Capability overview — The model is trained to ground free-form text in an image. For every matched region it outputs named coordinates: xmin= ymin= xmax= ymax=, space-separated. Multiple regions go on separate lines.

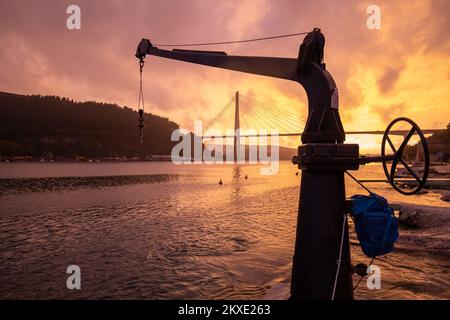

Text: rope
xmin=154 ymin=31 xmax=310 ymax=47
xmin=332 ymin=214 xmax=348 ymax=300
xmin=344 ymin=172 xmax=379 ymax=293
xmin=345 ymin=171 xmax=373 ymax=195
xmin=353 ymin=257 xmax=376 ymax=291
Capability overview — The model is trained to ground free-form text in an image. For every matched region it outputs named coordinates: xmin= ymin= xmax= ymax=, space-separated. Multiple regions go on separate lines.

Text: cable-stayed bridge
xmin=201 ymin=91 xmax=444 ymax=140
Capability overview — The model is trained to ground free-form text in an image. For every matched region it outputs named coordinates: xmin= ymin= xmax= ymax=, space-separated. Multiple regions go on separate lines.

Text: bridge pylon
xmin=234 ymin=91 xmax=240 ymax=162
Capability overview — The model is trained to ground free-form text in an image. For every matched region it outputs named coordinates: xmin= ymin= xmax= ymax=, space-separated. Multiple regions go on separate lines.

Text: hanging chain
xmin=137 ymin=58 xmax=145 ymax=144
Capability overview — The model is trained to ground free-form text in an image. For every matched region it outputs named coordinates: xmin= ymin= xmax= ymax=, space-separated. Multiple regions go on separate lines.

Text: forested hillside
xmin=0 ymin=92 xmax=179 ymax=159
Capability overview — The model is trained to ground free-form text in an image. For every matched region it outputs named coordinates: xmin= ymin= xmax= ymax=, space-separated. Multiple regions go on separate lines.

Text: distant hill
xmin=0 ymin=92 xmax=179 ymax=159
xmin=0 ymin=91 xmax=299 ymax=161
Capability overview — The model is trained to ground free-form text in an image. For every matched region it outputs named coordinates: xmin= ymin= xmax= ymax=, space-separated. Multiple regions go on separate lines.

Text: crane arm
xmin=135 ymin=29 xmax=345 ymax=143
xmin=135 ymin=39 xmax=299 ymax=81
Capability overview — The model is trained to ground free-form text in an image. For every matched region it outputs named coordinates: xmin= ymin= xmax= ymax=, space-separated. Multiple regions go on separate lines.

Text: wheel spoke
xmin=400 ymin=159 xmax=422 ymax=183
xmin=386 ymin=135 xmax=397 ymax=153
xmin=397 ymin=127 xmax=416 ymax=153
xmin=382 ymin=118 xmax=429 ymax=195
xmin=389 ymin=159 xmax=398 ymax=183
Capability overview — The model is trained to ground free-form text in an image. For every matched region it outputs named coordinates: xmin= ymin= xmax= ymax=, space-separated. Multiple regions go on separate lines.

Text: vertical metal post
xmin=290 ymin=132 xmax=354 ymax=299
xmin=289 ymin=40 xmax=354 ymax=298
xmin=290 ymin=166 xmax=353 ymax=299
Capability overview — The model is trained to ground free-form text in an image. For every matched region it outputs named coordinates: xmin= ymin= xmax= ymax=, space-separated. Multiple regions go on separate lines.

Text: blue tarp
xmin=349 ymin=193 xmax=399 ymax=258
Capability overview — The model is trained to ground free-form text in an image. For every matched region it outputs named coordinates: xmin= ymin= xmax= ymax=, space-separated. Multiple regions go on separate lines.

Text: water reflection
xmin=0 ymin=162 xmax=448 ymax=299
xmin=0 ymin=174 xmax=178 ymax=194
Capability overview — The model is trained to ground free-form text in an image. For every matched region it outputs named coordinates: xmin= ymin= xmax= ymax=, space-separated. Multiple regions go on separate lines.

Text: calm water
xmin=0 ymin=162 xmax=449 ymax=299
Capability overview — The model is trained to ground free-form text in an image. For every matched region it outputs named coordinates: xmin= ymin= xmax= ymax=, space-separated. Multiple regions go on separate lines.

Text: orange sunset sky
xmin=0 ymin=0 xmax=449 ymax=152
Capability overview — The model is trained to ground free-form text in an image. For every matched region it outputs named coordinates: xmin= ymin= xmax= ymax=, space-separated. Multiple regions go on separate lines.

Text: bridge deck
xmin=202 ymin=129 xmax=444 ymax=139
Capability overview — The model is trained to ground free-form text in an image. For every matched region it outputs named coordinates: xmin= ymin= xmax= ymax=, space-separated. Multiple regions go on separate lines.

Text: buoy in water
xmin=219 ymin=179 xmax=223 ymax=185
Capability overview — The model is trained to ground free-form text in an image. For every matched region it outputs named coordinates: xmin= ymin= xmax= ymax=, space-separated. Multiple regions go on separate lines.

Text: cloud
xmin=0 ymin=0 xmax=449 ymax=152
xmin=377 ymin=66 xmax=403 ymax=94
xmin=371 ymin=102 xmax=405 ymax=122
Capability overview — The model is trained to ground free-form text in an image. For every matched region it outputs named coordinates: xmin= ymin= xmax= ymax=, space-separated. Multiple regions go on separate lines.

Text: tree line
xmin=0 ymin=92 xmax=179 ymax=159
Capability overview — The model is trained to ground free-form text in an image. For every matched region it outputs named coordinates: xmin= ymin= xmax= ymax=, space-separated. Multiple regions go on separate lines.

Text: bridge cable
xmin=246 ymin=106 xmax=285 ymax=132
xmin=242 ymin=107 xmax=274 ymax=132
xmin=244 ymin=105 xmax=293 ymax=133
xmin=203 ymin=96 xmax=235 ymax=130
xmin=248 ymin=103 xmax=303 ymax=131
xmin=244 ymin=100 xmax=302 ymax=124
xmin=239 ymin=95 xmax=305 ymax=128
xmin=243 ymin=102 xmax=301 ymax=133
xmin=240 ymin=93 xmax=305 ymax=121
xmin=239 ymin=97 xmax=303 ymax=129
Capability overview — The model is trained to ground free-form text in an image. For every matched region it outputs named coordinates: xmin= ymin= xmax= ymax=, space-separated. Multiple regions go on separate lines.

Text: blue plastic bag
xmin=349 ymin=193 xmax=399 ymax=258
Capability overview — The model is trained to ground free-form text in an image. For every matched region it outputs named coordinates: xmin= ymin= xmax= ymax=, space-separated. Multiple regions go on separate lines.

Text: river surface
xmin=0 ymin=161 xmax=449 ymax=299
